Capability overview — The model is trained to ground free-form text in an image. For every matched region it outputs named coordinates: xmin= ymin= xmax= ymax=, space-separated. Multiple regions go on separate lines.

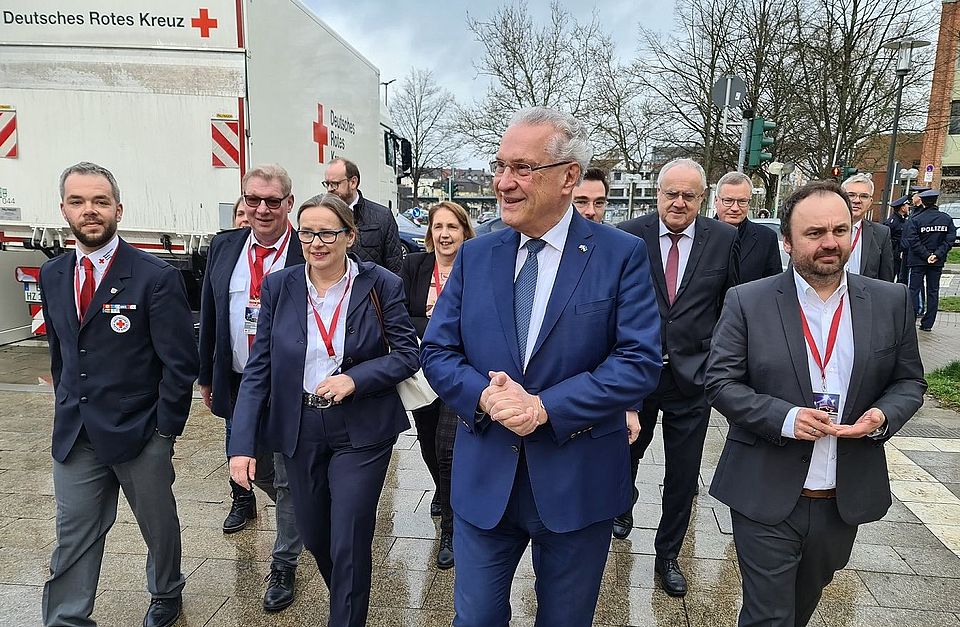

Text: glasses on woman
xmin=297 ymin=228 xmax=349 ymax=244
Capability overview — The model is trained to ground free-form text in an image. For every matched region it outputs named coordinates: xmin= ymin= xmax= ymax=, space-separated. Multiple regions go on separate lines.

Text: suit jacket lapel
xmin=675 ymin=216 xmax=709 ymax=303
xmin=843 ymin=277 xmax=870 ymax=424
xmin=529 ymin=216 xmax=593 ymax=360
xmin=739 ymin=222 xmax=758 ymax=263
xmin=283 ymin=267 xmax=308 ymax=338
xmin=417 ymin=253 xmax=436 ymax=308
xmin=640 ymin=217 xmax=669 ymax=306
xmin=492 ymin=229 xmax=523 ymax=374
xmin=776 ymin=271 xmax=815 ymax=408
xmin=51 ymin=253 xmax=80 ymax=336
xmin=283 ymin=226 xmax=305 ymax=267
xmin=859 ymin=221 xmax=875 ymax=275
xmin=216 ymin=229 xmax=250 ymax=301
xmin=80 ymin=241 xmax=133 ymax=331
xmin=345 ymin=263 xmax=376 ymax=322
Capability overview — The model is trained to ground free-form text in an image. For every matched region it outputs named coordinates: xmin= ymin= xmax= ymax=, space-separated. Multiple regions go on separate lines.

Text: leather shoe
xmin=263 ymin=566 xmax=296 ymax=612
xmin=430 ymin=498 xmax=442 ymax=517
xmin=655 ymin=558 xmax=687 ymax=597
xmin=612 ymin=511 xmax=633 ymax=540
xmin=143 ymin=596 xmax=181 ymax=627
xmin=436 ymin=532 xmax=454 ymax=570
xmin=223 ymin=479 xmax=257 ymax=534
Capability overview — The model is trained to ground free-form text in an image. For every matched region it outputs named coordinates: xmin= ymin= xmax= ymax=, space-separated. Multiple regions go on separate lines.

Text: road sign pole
xmin=737 ymin=116 xmax=751 ymax=173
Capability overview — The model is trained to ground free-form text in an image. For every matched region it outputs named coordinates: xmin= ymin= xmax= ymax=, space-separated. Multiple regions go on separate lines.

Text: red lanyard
xmin=247 ymin=227 xmax=291 ymax=300
xmin=851 ymin=224 xmax=862 ymax=252
xmin=798 ymin=295 xmax=845 ymax=390
xmin=310 ymin=272 xmax=353 ymax=357
xmin=74 ymin=250 xmax=117 ymax=319
xmin=433 ymin=262 xmax=445 ymax=299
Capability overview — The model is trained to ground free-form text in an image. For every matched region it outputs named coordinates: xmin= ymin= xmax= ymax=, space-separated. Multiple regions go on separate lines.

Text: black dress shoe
xmin=612 ymin=510 xmax=633 ymax=540
xmin=223 ymin=479 xmax=257 ymax=534
xmin=430 ymin=498 xmax=442 ymax=517
xmin=143 ymin=596 xmax=181 ymax=627
xmin=654 ymin=558 xmax=688 ymax=597
xmin=263 ymin=566 xmax=296 ymax=612
xmin=436 ymin=532 xmax=455 ymax=570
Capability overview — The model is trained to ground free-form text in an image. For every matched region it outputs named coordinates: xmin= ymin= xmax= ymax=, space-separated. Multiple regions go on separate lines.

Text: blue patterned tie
xmin=515 ymin=238 xmax=546 ymax=367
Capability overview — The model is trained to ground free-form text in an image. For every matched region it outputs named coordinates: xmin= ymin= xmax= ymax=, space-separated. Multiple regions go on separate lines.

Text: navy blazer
xmin=420 ymin=211 xmax=662 ymax=533
xmin=198 ymin=226 xmax=305 ymax=419
xmin=40 ymin=239 xmax=199 ymax=465
xmin=227 ymin=259 xmax=419 ymax=458
xmin=857 ymin=220 xmax=895 ymax=281
xmin=400 ymin=251 xmax=436 ymax=338
xmin=736 ymin=218 xmax=782 ymax=284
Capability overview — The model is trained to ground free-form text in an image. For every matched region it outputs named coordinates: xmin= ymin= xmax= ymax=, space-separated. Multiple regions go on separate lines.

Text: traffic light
xmin=831 ymin=165 xmax=843 ymax=179
xmin=748 ymin=117 xmax=776 ymax=168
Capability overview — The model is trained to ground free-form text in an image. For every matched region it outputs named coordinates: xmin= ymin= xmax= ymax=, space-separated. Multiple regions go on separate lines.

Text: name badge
xmin=102 ymin=304 xmax=137 ymax=313
xmin=244 ymin=300 xmax=260 ymax=335
xmin=814 ymin=392 xmax=841 ymax=420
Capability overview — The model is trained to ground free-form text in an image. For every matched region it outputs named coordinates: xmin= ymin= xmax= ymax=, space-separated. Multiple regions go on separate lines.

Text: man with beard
xmin=713 ymin=171 xmax=782 ymax=283
xmin=40 ymin=162 xmax=198 ymax=627
xmin=705 ymin=180 xmax=925 ymax=626
xmin=839 ymin=174 xmax=894 ymax=281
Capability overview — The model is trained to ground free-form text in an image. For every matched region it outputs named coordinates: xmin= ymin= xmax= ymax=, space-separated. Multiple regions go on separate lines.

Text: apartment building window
xmin=950 ymin=100 xmax=960 ymax=135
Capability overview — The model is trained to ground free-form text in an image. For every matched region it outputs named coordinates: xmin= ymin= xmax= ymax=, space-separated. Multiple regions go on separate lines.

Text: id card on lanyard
xmin=244 ymin=229 xmax=291 ymax=336
xmin=798 ymin=295 xmax=844 ymax=418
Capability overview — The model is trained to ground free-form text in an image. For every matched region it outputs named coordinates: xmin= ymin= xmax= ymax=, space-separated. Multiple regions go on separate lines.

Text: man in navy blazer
xmin=841 ymin=174 xmax=895 ymax=281
xmin=714 ymin=171 xmax=783 ymax=283
xmin=421 ymin=107 xmax=662 ymax=627
xmin=41 ymin=163 xmax=198 ymax=627
xmin=197 ymin=164 xmax=305 ymax=611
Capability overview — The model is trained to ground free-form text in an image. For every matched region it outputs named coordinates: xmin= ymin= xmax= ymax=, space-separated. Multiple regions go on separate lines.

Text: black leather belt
xmin=302 ymin=392 xmax=342 ymax=409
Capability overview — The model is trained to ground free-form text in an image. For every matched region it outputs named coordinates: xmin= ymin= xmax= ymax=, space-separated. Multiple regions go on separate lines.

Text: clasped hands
xmin=480 ymin=371 xmax=545 ymax=436
xmin=794 ymin=407 xmax=886 ymax=441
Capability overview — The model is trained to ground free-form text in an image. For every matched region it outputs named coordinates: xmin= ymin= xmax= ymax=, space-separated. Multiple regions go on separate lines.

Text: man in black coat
xmin=884 ymin=195 xmax=909 ymax=283
xmin=324 ymin=157 xmax=403 ymax=274
xmin=840 ymin=174 xmax=894 ymax=281
xmin=713 ymin=171 xmax=782 ymax=283
xmin=617 ymin=158 xmax=739 ymax=597
xmin=904 ymin=189 xmax=958 ymax=331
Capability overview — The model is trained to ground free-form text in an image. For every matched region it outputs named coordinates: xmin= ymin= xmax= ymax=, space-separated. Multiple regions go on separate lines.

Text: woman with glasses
xmin=400 ymin=201 xmax=476 ymax=570
xmin=227 ymin=193 xmax=419 ymax=627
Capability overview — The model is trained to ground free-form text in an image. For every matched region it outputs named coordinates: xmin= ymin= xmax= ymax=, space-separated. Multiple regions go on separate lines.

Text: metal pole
xmin=737 ymin=119 xmax=750 ymax=173
xmin=881 ymin=72 xmax=907 ymax=208
xmin=721 ymin=77 xmax=732 ymax=138
xmin=772 ymin=172 xmax=783 ymax=217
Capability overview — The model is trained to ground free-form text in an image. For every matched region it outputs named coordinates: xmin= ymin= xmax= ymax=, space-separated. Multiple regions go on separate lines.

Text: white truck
xmin=0 ymin=0 xmax=407 ymax=340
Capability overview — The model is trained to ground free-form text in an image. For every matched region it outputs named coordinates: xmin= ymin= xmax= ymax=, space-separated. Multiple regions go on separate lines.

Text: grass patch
xmin=927 ymin=360 xmax=960 ymax=410
xmin=942 ymin=296 xmax=960 ymax=313
xmin=948 ymin=248 xmax=960 ymax=265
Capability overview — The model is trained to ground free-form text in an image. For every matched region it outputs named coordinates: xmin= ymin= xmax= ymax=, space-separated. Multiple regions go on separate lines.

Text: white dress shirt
xmin=658 ymin=219 xmax=697 ymax=290
xmin=781 ymin=272 xmax=854 ymax=490
xmin=74 ymin=234 xmax=120 ymax=314
xmin=303 ymin=259 xmax=356 ymax=393
xmin=846 ymin=220 xmax=863 ymax=276
xmin=229 ymin=229 xmax=292 ymax=373
xmin=514 ymin=207 xmax=573 ymax=370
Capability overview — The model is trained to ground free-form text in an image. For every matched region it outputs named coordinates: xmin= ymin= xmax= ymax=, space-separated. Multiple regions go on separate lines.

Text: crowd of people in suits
xmin=37 ymin=101 xmax=949 ymax=627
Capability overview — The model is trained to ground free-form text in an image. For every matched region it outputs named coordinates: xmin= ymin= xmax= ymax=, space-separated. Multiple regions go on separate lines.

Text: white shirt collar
xmin=853 ymin=219 xmax=862 ymax=231
xmin=248 ymin=227 xmax=290 ymax=251
xmin=306 ymin=258 xmax=356 ymax=299
xmin=348 ymin=193 xmax=359 ymax=210
xmin=658 ymin=217 xmax=697 ymax=240
xmin=75 ymin=234 xmax=119 ymax=267
xmin=793 ymin=269 xmax=848 ymax=305
xmin=518 ymin=206 xmax=574 ymax=253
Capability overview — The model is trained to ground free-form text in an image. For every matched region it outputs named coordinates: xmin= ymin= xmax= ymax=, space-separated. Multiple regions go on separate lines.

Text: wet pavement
xmin=0 ymin=333 xmax=958 ymax=627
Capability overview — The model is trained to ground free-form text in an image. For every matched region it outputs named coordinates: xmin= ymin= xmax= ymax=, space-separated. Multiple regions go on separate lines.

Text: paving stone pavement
xmin=0 ymin=340 xmax=958 ymax=626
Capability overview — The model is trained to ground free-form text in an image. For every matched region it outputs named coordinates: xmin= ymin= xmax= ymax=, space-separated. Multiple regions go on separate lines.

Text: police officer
xmin=903 ymin=189 xmax=957 ymax=331
xmin=885 ymin=195 xmax=909 ymax=283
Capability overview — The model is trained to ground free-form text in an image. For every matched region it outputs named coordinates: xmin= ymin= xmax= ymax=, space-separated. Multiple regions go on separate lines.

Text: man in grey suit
xmin=840 ymin=174 xmax=894 ymax=281
xmin=705 ymin=180 xmax=926 ymax=626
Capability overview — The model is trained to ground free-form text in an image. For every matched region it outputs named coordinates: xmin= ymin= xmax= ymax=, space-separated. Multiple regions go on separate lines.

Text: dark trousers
xmin=909 ymin=265 xmax=943 ymax=330
xmin=894 ymin=251 xmax=907 ymax=284
xmin=452 ymin=452 xmax=613 ymax=627
xmin=731 ymin=499 xmax=858 ymax=627
xmin=412 ymin=399 xmax=459 ymax=536
xmin=285 ymin=405 xmax=395 ymax=627
xmin=42 ymin=430 xmax=183 ymax=627
xmin=629 ymin=366 xmax=710 ymax=559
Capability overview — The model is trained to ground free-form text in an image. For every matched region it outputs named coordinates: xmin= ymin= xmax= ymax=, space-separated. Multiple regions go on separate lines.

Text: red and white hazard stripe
xmin=0 ymin=110 xmax=17 ymax=159
xmin=30 ymin=305 xmax=45 ymax=335
xmin=211 ymin=119 xmax=240 ymax=168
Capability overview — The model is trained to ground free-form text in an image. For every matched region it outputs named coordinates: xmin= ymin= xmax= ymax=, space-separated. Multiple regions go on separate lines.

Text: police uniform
xmin=885 ymin=196 xmax=909 ymax=283
xmin=903 ymin=189 xmax=957 ymax=331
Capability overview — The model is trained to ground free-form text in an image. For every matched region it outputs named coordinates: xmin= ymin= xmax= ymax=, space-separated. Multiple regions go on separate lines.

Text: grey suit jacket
xmin=706 ymin=270 xmax=925 ymax=526
xmin=857 ymin=220 xmax=895 ymax=281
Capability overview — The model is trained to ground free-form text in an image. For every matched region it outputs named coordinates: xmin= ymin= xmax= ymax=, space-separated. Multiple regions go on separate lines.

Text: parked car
xmin=476 ymin=211 xmax=498 ymax=224
xmin=938 ymin=202 xmax=960 ymax=247
xmin=752 ymin=218 xmax=790 ymax=270
xmin=475 ymin=217 xmax=509 ymax=235
xmin=396 ymin=213 xmax=427 ymax=258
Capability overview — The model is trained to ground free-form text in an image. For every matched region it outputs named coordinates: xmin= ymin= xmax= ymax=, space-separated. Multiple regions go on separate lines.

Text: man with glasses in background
xmin=573 ymin=167 xmax=610 ymax=223
xmin=714 ymin=171 xmax=782 ymax=283
xmin=198 ymin=164 xmax=304 ymax=612
xmin=840 ymin=174 xmax=894 ymax=281
xmin=324 ymin=157 xmax=403 ymax=273
xmin=617 ymin=158 xmax=739 ymax=597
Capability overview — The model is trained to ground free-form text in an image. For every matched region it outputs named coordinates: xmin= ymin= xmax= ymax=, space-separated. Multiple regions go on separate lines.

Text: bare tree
xmin=389 ymin=68 xmax=458 ymax=204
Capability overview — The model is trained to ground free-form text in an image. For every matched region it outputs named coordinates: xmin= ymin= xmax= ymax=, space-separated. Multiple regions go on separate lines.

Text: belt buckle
xmin=304 ymin=393 xmax=333 ymax=409
xmin=316 ymin=396 xmax=333 ymax=409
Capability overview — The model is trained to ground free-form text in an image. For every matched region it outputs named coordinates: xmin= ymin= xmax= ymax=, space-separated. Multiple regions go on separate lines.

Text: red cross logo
xmin=312 ymin=104 xmax=329 ymax=164
xmin=116 ymin=319 xmax=126 ymax=330
xmin=191 ymin=8 xmax=218 ymax=38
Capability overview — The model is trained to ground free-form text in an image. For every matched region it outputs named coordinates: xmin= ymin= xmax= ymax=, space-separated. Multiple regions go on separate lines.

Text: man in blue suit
xmin=40 ymin=162 xmax=198 ymax=627
xmin=421 ymin=107 xmax=662 ymax=627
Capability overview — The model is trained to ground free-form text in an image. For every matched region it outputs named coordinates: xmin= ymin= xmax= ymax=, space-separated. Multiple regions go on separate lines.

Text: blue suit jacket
xmin=40 ymin=239 xmax=199 ymax=465
xmin=198 ymin=226 xmax=304 ymax=419
xmin=420 ymin=211 xmax=662 ymax=533
xmin=227 ymin=258 xmax=419 ymax=458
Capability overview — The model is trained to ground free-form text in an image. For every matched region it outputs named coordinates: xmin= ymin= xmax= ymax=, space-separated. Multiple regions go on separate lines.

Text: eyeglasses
xmin=660 ymin=189 xmax=702 ymax=202
xmin=243 ymin=194 xmax=290 ymax=210
xmin=297 ymin=228 xmax=349 ymax=244
xmin=489 ymin=160 xmax=573 ymax=177
xmin=573 ymin=199 xmax=608 ymax=209
xmin=718 ymin=197 xmax=750 ymax=208
xmin=323 ymin=179 xmax=348 ymax=190
xmin=846 ymin=192 xmax=872 ymax=201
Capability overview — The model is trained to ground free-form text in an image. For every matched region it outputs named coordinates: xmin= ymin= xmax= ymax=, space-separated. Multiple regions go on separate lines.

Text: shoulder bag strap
xmin=368 ymin=285 xmax=390 ymax=351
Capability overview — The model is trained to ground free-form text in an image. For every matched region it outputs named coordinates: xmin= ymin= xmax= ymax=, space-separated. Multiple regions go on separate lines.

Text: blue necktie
xmin=515 ymin=238 xmax=546 ymax=367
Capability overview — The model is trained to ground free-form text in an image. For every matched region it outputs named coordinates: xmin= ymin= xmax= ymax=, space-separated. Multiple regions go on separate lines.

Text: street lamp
xmin=880 ymin=36 xmax=930 ymax=208
xmin=380 ymin=79 xmax=396 ymax=107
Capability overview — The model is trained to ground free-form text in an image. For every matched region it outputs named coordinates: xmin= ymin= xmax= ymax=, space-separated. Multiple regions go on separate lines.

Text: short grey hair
xmin=716 ymin=171 xmax=753 ymax=196
xmin=243 ymin=164 xmax=293 ymax=197
xmin=657 ymin=158 xmax=707 ymax=191
xmin=59 ymin=162 xmax=121 ymax=202
xmin=841 ymin=173 xmax=874 ymax=195
xmin=507 ymin=107 xmax=592 ymax=182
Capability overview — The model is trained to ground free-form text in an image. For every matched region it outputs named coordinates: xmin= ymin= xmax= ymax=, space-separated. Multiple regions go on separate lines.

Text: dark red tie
xmin=79 ymin=257 xmax=95 ymax=321
xmin=250 ymin=244 xmax=271 ymax=299
xmin=665 ymin=233 xmax=682 ymax=305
